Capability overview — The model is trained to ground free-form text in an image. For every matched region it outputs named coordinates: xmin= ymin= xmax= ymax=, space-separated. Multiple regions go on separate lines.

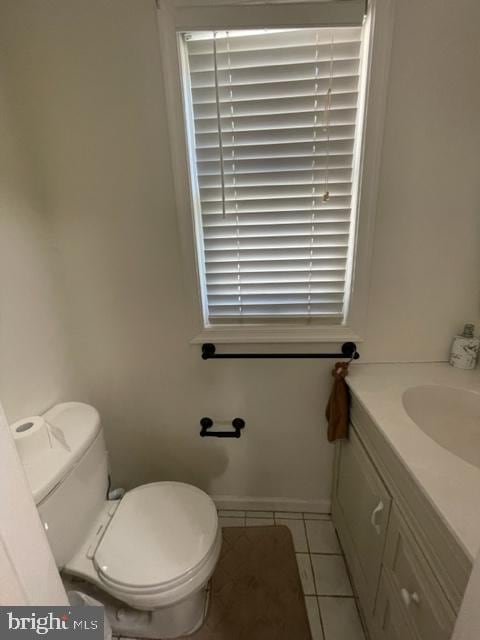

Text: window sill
xmin=191 ymin=324 xmax=363 ymax=345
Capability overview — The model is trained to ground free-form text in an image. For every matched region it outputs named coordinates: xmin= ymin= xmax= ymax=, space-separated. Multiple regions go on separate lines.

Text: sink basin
xmin=402 ymin=385 xmax=480 ymax=468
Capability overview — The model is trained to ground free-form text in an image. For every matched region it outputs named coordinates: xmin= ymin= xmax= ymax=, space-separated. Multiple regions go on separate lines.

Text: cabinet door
xmin=374 ymin=570 xmax=417 ymax=640
xmin=333 ymin=428 xmax=392 ymax=614
xmin=382 ymin=506 xmax=456 ymax=640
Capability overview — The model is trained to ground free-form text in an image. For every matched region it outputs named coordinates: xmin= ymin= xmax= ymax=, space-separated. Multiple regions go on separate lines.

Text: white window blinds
xmin=181 ymin=26 xmax=364 ymax=322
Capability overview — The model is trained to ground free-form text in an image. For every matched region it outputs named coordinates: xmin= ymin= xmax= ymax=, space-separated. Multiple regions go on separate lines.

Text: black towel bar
xmin=201 ymin=342 xmax=359 ymax=361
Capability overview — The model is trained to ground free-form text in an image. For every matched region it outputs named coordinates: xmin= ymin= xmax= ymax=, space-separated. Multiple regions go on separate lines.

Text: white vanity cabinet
xmin=332 ymin=396 xmax=472 ymax=640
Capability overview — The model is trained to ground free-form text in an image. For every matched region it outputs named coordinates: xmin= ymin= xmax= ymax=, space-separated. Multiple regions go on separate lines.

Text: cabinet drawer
xmin=383 ymin=506 xmax=456 ymax=640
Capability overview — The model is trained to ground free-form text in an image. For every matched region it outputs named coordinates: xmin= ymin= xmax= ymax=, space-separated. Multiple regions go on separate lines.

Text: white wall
xmin=0 ymin=8 xmax=79 ymax=606
xmin=364 ymin=0 xmax=480 ymax=362
xmin=0 ymin=18 xmax=82 ymax=424
xmin=1 ymin=0 xmax=479 ymax=510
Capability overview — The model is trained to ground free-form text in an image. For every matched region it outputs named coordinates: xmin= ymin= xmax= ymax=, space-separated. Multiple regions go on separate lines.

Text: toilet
xmin=11 ymin=402 xmax=221 ymax=638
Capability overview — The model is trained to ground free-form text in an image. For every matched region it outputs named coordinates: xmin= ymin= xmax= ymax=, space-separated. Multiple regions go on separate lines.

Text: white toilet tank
xmin=11 ymin=402 xmax=109 ymax=568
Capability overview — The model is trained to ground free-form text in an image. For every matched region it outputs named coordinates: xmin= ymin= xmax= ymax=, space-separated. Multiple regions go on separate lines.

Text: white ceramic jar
xmin=449 ymin=323 xmax=480 ymax=369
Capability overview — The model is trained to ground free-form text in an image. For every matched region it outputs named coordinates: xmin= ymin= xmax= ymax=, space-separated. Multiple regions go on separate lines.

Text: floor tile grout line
xmin=303 ymin=517 xmax=318 ymax=595
xmin=277 ymin=512 xmax=318 ymax=638
xmin=334 ymin=527 xmax=368 ymax=638
xmin=333 ymin=526 xmax=362 ymax=600
xmin=327 ymin=523 xmax=366 ymax=638
xmin=218 ymin=510 xmax=332 ymax=517
xmin=303 ymin=515 xmax=327 ymax=640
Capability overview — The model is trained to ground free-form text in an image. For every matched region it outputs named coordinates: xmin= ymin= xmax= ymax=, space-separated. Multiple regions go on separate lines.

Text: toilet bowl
xmin=66 ymin=483 xmax=221 ymax=614
xmin=11 ymin=402 xmax=221 ymax=638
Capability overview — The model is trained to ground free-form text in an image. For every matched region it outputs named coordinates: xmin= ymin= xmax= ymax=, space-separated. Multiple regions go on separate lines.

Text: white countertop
xmin=347 ymin=363 xmax=480 ymax=560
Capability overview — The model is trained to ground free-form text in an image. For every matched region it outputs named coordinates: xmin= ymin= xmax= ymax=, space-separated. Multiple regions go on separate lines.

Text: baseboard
xmin=212 ymin=495 xmax=331 ymax=514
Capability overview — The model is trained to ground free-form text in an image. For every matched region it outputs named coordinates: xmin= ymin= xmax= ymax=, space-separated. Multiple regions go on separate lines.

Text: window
xmin=158 ymin=0 xmax=393 ymax=341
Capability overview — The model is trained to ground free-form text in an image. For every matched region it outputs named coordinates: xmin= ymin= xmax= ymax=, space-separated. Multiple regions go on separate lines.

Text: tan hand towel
xmin=325 ymin=362 xmax=350 ymax=442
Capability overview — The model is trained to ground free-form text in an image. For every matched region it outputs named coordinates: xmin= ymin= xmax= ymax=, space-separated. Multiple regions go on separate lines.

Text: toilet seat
xmin=65 ymin=481 xmax=221 ymax=610
xmin=94 ymin=481 xmax=218 ymax=591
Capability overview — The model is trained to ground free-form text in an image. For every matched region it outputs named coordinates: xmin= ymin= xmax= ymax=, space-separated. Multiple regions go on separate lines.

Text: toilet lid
xmin=93 ymin=482 xmax=218 ymax=590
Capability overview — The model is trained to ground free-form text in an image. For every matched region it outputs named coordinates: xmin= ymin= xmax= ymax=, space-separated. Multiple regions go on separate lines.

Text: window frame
xmin=157 ymin=0 xmax=395 ymax=344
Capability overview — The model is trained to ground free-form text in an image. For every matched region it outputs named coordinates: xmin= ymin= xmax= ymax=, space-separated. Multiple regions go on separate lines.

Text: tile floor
xmin=113 ymin=510 xmax=365 ymax=640
xmin=218 ymin=510 xmax=366 ymax=640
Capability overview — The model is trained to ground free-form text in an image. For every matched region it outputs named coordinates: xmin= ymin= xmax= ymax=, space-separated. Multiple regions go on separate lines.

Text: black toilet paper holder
xmin=200 ymin=417 xmax=245 ymax=438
